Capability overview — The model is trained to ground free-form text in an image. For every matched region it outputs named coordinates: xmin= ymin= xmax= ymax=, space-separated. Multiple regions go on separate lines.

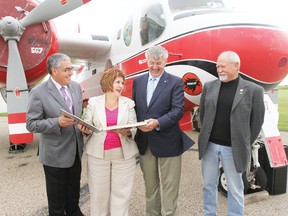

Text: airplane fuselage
xmin=77 ymin=0 xmax=288 ymax=112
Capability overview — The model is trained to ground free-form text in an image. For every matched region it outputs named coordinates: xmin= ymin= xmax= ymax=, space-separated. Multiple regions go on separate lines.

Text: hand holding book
xmin=60 ymin=108 xmax=147 ymax=133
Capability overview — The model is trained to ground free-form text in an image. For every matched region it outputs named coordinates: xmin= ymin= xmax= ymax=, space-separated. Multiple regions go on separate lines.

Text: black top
xmin=209 ymin=76 xmax=239 ymax=146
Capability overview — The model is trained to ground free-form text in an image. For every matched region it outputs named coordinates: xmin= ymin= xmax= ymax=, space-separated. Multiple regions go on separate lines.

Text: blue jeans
xmin=201 ymin=142 xmax=244 ymax=216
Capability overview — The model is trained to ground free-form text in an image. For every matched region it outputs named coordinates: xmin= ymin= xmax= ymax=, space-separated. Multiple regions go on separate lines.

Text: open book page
xmin=104 ymin=121 xmax=147 ymax=131
xmin=60 ymin=108 xmax=103 ymax=133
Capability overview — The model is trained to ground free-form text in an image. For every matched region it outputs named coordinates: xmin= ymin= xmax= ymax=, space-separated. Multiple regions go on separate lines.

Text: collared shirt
xmin=51 ymin=77 xmax=73 ymax=99
xmin=147 ymin=73 xmax=162 ymax=89
xmin=147 ymin=73 xmax=162 ymax=130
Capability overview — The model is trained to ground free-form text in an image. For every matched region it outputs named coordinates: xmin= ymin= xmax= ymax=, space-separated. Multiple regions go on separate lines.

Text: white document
xmin=60 ymin=108 xmax=103 ymax=133
xmin=61 ymin=108 xmax=147 ymax=132
xmin=104 ymin=121 xmax=147 ymax=131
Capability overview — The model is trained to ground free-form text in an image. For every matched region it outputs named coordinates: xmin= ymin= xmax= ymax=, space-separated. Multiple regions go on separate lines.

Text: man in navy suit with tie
xmin=132 ymin=46 xmax=194 ymax=216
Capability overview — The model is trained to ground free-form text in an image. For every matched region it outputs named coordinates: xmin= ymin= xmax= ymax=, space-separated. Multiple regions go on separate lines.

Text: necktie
xmin=147 ymin=78 xmax=156 ymax=105
xmin=60 ymin=86 xmax=73 ymax=113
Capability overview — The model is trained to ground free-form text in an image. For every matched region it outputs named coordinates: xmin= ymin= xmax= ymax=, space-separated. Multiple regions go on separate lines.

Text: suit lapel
xmin=148 ymin=72 xmax=169 ymax=108
xmin=47 ymin=78 xmax=68 ymax=110
xmin=140 ymin=74 xmax=149 ymax=107
xmin=232 ymin=77 xmax=247 ymax=112
xmin=67 ymin=84 xmax=78 ymax=114
xmin=117 ymin=96 xmax=126 ymax=124
xmin=212 ymin=80 xmax=221 ymax=108
xmin=96 ymin=95 xmax=107 ymax=127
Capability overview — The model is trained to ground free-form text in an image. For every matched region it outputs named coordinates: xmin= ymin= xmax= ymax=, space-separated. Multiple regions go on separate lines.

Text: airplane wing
xmin=58 ymin=32 xmax=111 ymax=60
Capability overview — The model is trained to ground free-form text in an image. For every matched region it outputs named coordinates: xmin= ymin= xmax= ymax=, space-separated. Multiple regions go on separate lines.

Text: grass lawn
xmin=0 ymin=113 xmax=7 ymax=117
xmin=278 ymin=88 xmax=288 ymax=131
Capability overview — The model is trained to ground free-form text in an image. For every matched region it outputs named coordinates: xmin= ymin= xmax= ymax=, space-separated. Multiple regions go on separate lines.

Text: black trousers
xmin=43 ymin=152 xmax=83 ymax=216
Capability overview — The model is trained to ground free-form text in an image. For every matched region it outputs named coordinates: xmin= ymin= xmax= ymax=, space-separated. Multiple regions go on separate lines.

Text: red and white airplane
xmin=72 ymin=0 xmax=288 ymax=130
xmin=0 ymin=0 xmax=288 ymax=153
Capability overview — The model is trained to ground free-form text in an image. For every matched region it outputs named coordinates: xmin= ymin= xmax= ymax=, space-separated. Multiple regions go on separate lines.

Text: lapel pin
xmin=240 ymin=89 xmax=244 ymax=94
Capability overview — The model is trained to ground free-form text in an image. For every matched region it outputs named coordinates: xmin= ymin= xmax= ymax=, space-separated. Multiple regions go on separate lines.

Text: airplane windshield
xmin=168 ymin=0 xmax=226 ymax=13
xmin=140 ymin=3 xmax=166 ymax=46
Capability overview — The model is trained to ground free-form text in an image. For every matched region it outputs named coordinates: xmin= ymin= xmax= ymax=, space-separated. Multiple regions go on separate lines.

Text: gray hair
xmin=145 ymin=46 xmax=168 ymax=60
xmin=47 ymin=53 xmax=71 ymax=74
xmin=218 ymin=51 xmax=241 ymax=69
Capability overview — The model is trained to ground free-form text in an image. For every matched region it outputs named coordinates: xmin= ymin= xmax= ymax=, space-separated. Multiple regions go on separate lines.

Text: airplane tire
xmin=192 ymin=119 xmax=201 ymax=132
xmin=218 ymin=167 xmax=228 ymax=196
xmin=192 ymin=109 xmax=201 ymax=132
xmin=0 ymin=87 xmax=7 ymax=102
xmin=218 ymin=167 xmax=248 ymax=196
xmin=9 ymin=143 xmax=26 ymax=153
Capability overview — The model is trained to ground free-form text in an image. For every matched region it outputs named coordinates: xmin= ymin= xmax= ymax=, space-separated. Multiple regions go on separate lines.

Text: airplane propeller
xmin=0 ymin=0 xmax=90 ymax=146
xmin=20 ymin=0 xmax=89 ymax=28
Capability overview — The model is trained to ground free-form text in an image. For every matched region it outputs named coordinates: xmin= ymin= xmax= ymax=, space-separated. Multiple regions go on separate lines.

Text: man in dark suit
xmin=198 ymin=51 xmax=265 ymax=216
xmin=132 ymin=46 xmax=194 ymax=216
xmin=26 ymin=53 xmax=84 ymax=216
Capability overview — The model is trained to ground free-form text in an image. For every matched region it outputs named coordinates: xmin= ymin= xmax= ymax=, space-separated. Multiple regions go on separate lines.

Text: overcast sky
xmin=54 ymin=0 xmax=288 ymax=35
xmin=54 ymin=0 xmax=138 ymax=35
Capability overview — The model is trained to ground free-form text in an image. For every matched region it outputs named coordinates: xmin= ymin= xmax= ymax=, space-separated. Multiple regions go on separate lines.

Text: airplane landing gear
xmin=192 ymin=107 xmax=201 ymax=132
xmin=218 ymin=137 xmax=267 ymax=195
xmin=9 ymin=143 xmax=26 ymax=153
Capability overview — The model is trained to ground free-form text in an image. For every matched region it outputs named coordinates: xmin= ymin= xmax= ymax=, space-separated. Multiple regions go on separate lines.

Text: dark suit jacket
xmin=198 ymin=76 xmax=265 ymax=173
xmin=132 ymin=71 xmax=194 ymax=157
xmin=26 ymin=77 xmax=84 ymax=168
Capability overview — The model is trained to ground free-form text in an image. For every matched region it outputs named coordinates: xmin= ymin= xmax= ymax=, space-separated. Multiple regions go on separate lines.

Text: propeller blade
xmin=20 ymin=0 xmax=91 ymax=28
xmin=6 ymin=40 xmax=33 ymax=144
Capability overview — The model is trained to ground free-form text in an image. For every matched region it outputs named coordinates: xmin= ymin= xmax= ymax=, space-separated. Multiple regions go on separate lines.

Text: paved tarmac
xmin=0 ymin=116 xmax=287 ymax=216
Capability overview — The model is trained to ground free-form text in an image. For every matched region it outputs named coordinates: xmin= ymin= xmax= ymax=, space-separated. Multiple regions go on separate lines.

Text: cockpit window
xmin=168 ymin=0 xmax=225 ymax=13
xmin=123 ymin=17 xmax=133 ymax=46
xmin=140 ymin=3 xmax=166 ymax=46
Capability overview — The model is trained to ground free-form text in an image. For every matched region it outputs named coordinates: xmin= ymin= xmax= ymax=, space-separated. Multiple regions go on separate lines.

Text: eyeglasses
xmin=55 ymin=67 xmax=74 ymax=73
xmin=61 ymin=67 xmax=74 ymax=73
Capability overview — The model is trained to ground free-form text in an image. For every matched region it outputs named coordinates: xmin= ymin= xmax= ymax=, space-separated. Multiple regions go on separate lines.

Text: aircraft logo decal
xmin=138 ymin=59 xmax=146 ymax=65
xmin=182 ymin=73 xmax=202 ymax=96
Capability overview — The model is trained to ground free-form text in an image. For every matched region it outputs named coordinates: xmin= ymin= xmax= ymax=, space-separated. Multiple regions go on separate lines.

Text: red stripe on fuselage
xmin=120 ymin=26 xmax=288 ymax=84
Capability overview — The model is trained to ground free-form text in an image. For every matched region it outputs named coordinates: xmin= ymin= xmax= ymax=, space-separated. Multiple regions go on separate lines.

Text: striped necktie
xmin=60 ymin=86 xmax=73 ymax=113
